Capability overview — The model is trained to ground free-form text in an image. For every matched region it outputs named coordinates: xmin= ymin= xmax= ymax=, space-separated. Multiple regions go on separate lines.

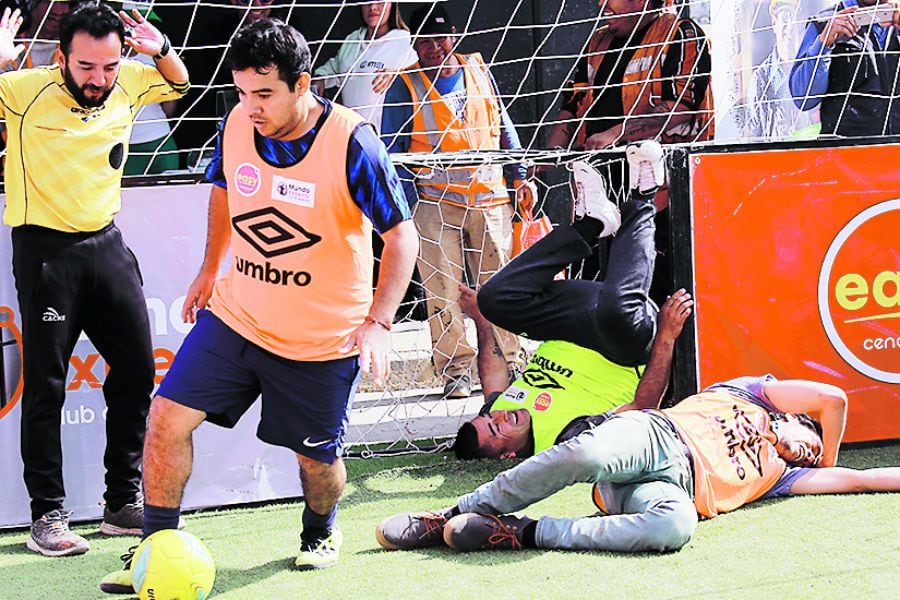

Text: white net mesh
xmin=2 ymin=0 xmax=897 ymax=453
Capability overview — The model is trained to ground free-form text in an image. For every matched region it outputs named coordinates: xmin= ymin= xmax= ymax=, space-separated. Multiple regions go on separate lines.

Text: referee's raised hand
xmin=0 ymin=7 xmax=25 ymax=67
xmin=118 ymin=8 xmax=165 ymax=57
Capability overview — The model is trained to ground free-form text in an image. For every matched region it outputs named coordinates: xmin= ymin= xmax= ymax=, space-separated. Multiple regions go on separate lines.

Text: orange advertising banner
xmin=691 ymin=144 xmax=900 ymax=442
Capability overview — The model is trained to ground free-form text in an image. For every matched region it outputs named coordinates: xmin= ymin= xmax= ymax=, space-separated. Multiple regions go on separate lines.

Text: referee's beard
xmin=63 ymin=64 xmax=115 ymax=109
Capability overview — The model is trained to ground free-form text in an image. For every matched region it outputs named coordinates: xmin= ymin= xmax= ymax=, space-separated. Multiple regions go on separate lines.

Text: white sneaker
xmin=27 ymin=510 xmax=90 ymax=557
xmin=568 ymin=160 xmax=621 ymax=238
xmin=626 ymin=141 xmax=666 ymax=195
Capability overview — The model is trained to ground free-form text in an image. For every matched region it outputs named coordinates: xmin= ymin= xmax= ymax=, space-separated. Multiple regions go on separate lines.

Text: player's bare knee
xmin=297 ymin=454 xmax=345 ymax=481
xmin=147 ymin=395 xmax=203 ymax=443
xmin=297 ymin=455 xmax=345 ymax=510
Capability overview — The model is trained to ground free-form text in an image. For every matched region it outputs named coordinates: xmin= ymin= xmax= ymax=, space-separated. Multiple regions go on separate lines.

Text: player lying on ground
xmin=455 ymin=285 xmax=692 ymax=459
xmin=377 ymin=375 xmax=900 ymax=552
xmin=453 ymin=141 xmax=691 ymax=459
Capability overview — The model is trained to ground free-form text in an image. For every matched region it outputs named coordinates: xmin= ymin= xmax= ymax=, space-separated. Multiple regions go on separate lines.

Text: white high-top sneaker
xmin=626 ymin=140 xmax=666 ymax=195
xmin=569 ymin=160 xmax=621 ymax=238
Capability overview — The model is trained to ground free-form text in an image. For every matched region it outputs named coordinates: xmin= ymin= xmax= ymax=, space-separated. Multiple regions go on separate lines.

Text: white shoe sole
xmin=26 ymin=534 xmax=90 ymax=557
xmin=99 ymin=522 xmax=142 ymax=536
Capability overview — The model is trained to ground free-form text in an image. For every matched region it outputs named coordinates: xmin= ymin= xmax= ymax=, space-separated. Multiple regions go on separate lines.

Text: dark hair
xmin=795 ymin=412 xmax=824 ymax=440
xmin=59 ymin=1 xmax=124 ymax=56
xmin=357 ymin=2 xmax=408 ymax=32
xmin=771 ymin=411 xmax=824 ymax=440
xmin=453 ymin=421 xmax=482 ymax=460
xmin=226 ymin=18 xmax=310 ymax=89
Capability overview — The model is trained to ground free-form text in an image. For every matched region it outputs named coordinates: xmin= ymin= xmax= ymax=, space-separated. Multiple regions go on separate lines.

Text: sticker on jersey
xmin=533 ymin=392 xmax=553 ymax=412
xmin=272 ymin=176 xmax=316 ymax=208
xmin=235 ymin=163 xmax=262 ymax=197
xmin=502 ymin=385 xmax=528 ymax=405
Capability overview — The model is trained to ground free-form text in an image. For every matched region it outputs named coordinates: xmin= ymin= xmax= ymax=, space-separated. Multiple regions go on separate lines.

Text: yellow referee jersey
xmin=0 ymin=59 xmax=186 ymax=232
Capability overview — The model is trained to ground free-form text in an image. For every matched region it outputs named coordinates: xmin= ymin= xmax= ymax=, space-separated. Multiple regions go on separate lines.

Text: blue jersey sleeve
xmin=760 ymin=466 xmax=812 ymax=499
xmin=704 ymin=374 xmax=778 ymax=412
xmin=346 ymin=123 xmax=412 ymax=234
xmin=204 ymin=116 xmax=227 ymax=189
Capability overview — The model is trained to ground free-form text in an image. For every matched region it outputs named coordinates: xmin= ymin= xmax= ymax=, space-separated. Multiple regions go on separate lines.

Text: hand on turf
xmin=0 ymin=7 xmax=25 ymax=67
xmin=657 ymin=288 xmax=693 ymax=342
xmin=341 ymin=320 xmax=392 ymax=387
xmin=119 ymin=9 xmax=165 ymax=56
xmin=181 ymin=271 xmax=216 ymax=324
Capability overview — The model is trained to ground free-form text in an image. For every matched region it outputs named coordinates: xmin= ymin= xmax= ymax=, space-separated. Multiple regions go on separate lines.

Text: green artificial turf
xmin=1 ymin=442 xmax=898 ymax=599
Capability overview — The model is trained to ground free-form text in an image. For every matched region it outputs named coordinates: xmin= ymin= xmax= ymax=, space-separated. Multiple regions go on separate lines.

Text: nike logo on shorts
xmin=303 ymin=437 xmax=331 ymax=448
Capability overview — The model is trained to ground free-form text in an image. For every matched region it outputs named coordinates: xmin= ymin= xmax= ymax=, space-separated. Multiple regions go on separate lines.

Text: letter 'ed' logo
xmin=234 ymin=162 xmax=262 ymax=196
xmin=818 ymin=200 xmax=900 ymax=383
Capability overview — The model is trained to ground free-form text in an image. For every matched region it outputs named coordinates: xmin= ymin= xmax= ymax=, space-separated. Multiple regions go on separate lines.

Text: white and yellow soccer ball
xmin=131 ymin=529 xmax=216 ymax=600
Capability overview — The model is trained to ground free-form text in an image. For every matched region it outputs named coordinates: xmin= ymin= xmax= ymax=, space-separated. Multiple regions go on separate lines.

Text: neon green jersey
xmin=491 ymin=340 xmax=643 ymax=453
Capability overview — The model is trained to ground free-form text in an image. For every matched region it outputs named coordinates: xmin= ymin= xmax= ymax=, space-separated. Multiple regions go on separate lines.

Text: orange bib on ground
xmin=663 ymin=392 xmax=785 ymax=518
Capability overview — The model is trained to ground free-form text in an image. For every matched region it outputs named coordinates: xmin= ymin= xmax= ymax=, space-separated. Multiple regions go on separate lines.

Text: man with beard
xmin=0 ymin=1 xmax=188 ymax=556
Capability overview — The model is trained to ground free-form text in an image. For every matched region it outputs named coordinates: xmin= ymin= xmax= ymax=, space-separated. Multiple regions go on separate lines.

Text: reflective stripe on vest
xmin=399 ymin=53 xmax=509 ymax=208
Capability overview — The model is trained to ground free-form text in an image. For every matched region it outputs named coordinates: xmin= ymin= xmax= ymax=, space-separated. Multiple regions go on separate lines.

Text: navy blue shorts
xmin=157 ymin=310 xmax=360 ymax=464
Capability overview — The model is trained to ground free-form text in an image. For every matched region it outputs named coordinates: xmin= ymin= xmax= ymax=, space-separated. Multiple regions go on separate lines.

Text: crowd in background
xmin=0 ymin=0 xmax=897 ymax=393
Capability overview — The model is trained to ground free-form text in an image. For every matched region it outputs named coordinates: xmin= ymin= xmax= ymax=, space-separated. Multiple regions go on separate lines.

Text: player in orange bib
xmin=101 ymin=18 xmax=417 ymax=593
xmin=376 ymin=375 xmax=899 ymax=553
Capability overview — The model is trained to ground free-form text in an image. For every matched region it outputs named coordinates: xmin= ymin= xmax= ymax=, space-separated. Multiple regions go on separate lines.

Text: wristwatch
xmin=153 ymin=35 xmax=171 ymax=60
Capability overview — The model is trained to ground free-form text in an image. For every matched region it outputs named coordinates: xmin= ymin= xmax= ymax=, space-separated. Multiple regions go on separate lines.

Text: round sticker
xmin=234 ymin=162 xmax=262 ymax=196
xmin=533 ymin=392 xmax=553 ymax=412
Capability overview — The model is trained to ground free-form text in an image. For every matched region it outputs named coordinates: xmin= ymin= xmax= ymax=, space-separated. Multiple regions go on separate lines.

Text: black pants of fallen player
xmin=478 ymin=195 xmax=658 ymax=367
xmin=11 ymin=224 xmax=154 ymax=521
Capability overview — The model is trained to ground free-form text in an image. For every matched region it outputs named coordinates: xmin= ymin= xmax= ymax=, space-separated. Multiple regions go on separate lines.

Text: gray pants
xmin=457 ymin=411 xmax=698 ymax=552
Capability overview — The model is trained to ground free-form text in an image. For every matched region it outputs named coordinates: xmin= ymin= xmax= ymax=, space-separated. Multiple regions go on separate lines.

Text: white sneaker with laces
xmin=626 ymin=141 xmax=666 ymax=195
xmin=568 ymin=160 xmax=621 ymax=237
xmin=27 ymin=510 xmax=90 ymax=557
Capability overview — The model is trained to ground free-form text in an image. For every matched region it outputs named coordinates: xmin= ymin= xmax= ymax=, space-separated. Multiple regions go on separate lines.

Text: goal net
xmin=2 ymin=0 xmax=892 ymax=454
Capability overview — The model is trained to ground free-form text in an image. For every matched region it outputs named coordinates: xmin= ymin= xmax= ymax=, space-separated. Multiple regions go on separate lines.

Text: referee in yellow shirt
xmin=0 ymin=1 xmax=188 ymax=556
